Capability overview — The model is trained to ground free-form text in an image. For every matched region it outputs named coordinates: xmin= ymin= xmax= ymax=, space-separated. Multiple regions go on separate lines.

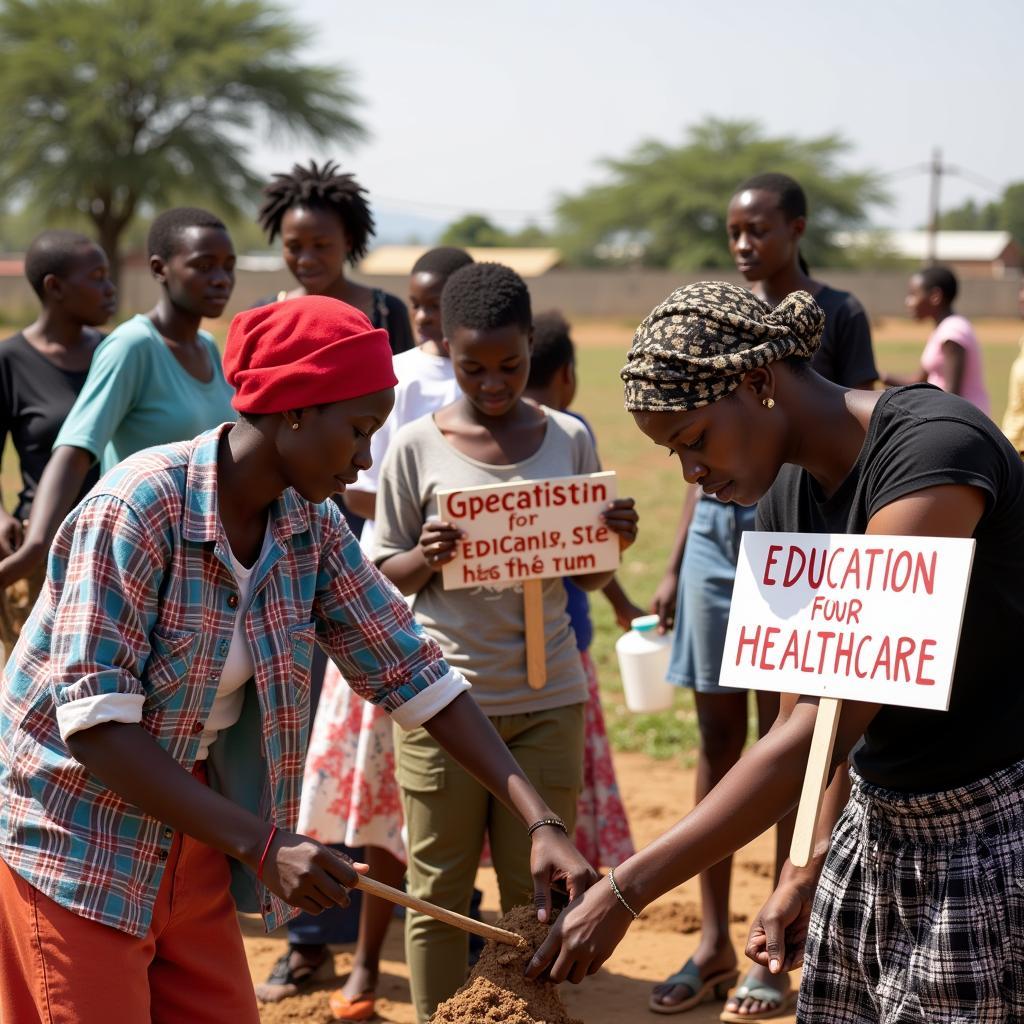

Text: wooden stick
xmin=523 ymin=578 xmax=547 ymax=690
xmin=790 ymin=696 xmax=843 ymax=868
xmin=354 ymin=874 xmax=523 ymax=947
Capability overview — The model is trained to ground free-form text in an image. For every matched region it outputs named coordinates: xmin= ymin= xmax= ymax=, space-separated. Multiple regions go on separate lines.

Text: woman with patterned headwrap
xmin=526 ymin=282 xmax=1024 ymax=1024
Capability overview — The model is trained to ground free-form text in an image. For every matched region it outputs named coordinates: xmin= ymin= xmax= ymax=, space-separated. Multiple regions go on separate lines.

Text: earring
xmin=762 ymin=397 xmax=776 ymax=410
xmin=291 ymin=422 xmax=300 ymax=431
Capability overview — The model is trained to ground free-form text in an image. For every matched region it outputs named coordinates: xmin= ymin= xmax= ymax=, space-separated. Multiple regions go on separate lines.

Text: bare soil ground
xmin=244 ymin=750 xmax=798 ymax=1024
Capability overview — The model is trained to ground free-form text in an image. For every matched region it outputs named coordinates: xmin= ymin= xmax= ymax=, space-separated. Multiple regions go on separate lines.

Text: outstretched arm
xmin=0 ymin=445 xmax=93 ymax=586
xmin=527 ymin=482 xmax=986 ymax=984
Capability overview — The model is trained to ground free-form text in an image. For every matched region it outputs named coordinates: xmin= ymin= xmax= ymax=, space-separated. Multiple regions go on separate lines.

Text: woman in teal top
xmin=56 ymin=311 xmax=234 ymax=473
xmin=0 ymin=207 xmax=237 ymax=590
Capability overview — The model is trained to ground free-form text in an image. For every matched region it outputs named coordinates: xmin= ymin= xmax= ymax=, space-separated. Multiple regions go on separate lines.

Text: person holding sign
xmin=373 ymin=262 xmax=638 ymax=1022
xmin=525 ymin=281 xmax=1024 ymax=1024
xmin=0 ymin=296 xmax=596 ymax=1024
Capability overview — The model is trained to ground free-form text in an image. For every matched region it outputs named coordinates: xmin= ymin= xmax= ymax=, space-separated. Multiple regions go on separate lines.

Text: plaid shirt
xmin=0 ymin=425 xmax=457 ymax=938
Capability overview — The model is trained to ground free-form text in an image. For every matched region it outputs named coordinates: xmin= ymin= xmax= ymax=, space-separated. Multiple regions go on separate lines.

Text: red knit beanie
xmin=223 ymin=296 xmax=398 ymax=415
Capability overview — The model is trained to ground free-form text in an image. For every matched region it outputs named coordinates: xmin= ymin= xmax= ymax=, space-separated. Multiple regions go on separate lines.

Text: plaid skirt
xmin=799 ymin=760 xmax=1024 ymax=1023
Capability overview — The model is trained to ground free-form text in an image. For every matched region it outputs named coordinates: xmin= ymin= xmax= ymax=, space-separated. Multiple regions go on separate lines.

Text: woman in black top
xmin=0 ymin=231 xmax=114 ymax=638
xmin=650 ymin=173 xmax=881 ymax=1018
xmin=727 ymin=172 xmax=877 ymax=390
xmin=526 ymin=282 xmax=1024 ymax=1024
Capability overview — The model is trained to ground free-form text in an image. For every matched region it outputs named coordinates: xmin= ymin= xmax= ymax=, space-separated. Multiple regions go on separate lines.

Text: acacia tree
xmin=555 ymin=119 xmax=886 ymax=269
xmin=0 ymin=0 xmax=366 ymax=283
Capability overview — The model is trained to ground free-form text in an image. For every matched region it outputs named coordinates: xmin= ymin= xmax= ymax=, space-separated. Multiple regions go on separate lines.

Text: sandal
xmin=649 ymin=958 xmax=740 ymax=1015
xmin=254 ymin=948 xmax=336 ymax=1003
xmin=718 ymin=973 xmax=797 ymax=1022
xmin=329 ymin=989 xmax=376 ymax=1021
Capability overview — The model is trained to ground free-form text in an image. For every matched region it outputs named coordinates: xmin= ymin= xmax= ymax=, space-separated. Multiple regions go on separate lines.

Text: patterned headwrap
xmin=621 ymin=281 xmax=825 ymax=412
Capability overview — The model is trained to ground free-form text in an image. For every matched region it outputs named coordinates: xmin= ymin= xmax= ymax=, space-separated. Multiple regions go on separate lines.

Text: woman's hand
xmin=0 ymin=509 xmax=23 ymax=559
xmin=418 ymin=518 xmax=464 ymax=572
xmin=611 ymin=596 xmax=645 ymax=632
xmin=0 ymin=536 xmax=45 ymax=589
xmin=650 ymin=570 xmax=679 ymax=633
xmin=260 ymin=828 xmax=369 ymax=915
xmin=744 ymin=858 xmax=821 ymax=974
xmin=525 ymin=872 xmax=634 ymax=984
xmin=600 ymin=498 xmax=638 ymax=552
xmin=529 ymin=825 xmax=599 ymax=924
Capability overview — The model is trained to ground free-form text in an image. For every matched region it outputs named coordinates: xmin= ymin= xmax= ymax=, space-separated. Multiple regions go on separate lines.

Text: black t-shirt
xmin=0 ymin=332 xmax=101 ymax=521
xmin=373 ymin=289 xmax=414 ymax=356
xmin=809 ymin=286 xmax=878 ymax=388
xmin=756 ymin=384 xmax=1024 ymax=792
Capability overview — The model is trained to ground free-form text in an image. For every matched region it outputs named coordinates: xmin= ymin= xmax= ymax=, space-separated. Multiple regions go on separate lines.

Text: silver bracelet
xmin=608 ymin=866 xmax=641 ymax=920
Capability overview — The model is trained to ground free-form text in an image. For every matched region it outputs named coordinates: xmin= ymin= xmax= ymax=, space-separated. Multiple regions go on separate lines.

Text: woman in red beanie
xmin=0 ymin=295 xmax=597 ymax=1024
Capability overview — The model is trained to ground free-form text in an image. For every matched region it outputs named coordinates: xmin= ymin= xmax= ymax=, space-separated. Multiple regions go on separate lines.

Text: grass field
xmin=2 ymin=316 xmax=1020 ymax=764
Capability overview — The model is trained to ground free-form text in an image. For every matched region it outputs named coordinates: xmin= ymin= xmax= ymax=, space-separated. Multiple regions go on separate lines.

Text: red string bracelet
xmin=257 ymin=824 xmax=278 ymax=882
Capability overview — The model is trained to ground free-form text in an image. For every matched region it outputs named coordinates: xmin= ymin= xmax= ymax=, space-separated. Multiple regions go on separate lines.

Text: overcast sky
xmin=250 ymin=0 xmax=1020 ymax=236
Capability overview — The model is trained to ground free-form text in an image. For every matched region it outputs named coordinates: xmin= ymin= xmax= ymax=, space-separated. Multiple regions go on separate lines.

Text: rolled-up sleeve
xmin=312 ymin=507 xmax=467 ymax=729
xmin=48 ymin=496 xmax=163 ymax=716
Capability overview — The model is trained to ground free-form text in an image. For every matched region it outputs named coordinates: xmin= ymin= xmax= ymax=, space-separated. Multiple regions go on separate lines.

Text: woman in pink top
xmin=883 ymin=265 xmax=990 ymax=413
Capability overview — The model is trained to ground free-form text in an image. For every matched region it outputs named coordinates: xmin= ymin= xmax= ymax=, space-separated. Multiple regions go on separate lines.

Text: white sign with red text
xmin=720 ymin=532 xmax=975 ymax=711
xmin=437 ymin=471 xmax=620 ymax=590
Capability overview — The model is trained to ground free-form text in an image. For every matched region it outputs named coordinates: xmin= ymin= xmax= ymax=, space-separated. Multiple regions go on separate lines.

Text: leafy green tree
xmin=1000 ymin=183 xmax=1024 ymax=252
xmin=439 ymin=214 xmax=509 ymax=247
xmin=0 ymin=0 xmax=365 ymax=283
xmin=554 ymin=119 xmax=886 ymax=269
xmin=439 ymin=213 xmax=551 ymax=248
xmin=937 ymin=198 xmax=1002 ymax=231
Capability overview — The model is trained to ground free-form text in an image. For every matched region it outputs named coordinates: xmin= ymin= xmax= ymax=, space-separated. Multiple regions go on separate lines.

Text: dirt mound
xmin=431 ymin=905 xmax=583 ymax=1024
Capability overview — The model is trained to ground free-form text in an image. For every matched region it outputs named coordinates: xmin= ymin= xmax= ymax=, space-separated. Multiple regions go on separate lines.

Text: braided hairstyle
xmin=258 ymin=160 xmax=375 ymax=264
xmin=622 ymin=281 xmax=825 ymax=413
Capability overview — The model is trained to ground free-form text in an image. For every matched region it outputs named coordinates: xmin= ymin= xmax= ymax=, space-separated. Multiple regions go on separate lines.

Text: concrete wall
xmin=0 ymin=266 xmax=1020 ymax=327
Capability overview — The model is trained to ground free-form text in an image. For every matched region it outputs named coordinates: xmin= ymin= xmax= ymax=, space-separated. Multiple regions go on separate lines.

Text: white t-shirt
xmin=355 ymin=346 xmax=461 ymax=555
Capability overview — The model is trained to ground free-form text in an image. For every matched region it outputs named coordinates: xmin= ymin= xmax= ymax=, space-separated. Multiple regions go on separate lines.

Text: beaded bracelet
xmin=608 ymin=866 xmax=641 ymax=920
xmin=527 ymin=817 xmax=568 ymax=838
xmin=257 ymin=824 xmax=278 ymax=882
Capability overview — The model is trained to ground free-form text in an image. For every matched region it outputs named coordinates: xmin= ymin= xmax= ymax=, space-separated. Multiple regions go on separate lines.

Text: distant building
xmin=357 ymin=245 xmax=561 ymax=278
xmin=836 ymin=230 xmax=1021 ymax=278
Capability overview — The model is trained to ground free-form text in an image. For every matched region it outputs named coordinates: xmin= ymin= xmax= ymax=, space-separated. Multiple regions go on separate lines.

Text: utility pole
xmin=926 ymin=148 xmax=943 ymax=265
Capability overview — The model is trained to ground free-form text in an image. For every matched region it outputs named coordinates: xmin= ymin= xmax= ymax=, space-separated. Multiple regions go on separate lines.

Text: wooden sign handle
xmin=355 ymin=874 xmax=522 ymax=947
xmin=789 ymin=696 xmax=843 ymax=868
xmin=523 ymin=578 xmax=547 ymax=689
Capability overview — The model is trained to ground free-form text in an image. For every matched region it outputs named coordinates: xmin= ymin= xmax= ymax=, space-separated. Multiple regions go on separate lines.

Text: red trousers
xmin=0 ymin=830 xmax=260 ymax=1023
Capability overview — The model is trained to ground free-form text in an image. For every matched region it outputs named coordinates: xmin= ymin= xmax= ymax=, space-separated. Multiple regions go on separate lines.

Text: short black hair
xmin=528 ymin=311 xmax=575 ymax=388
xmin=411 ymin=246 xmax=474 ymax=279
xmin=441 ymin=262 xmax=532 ymax=339
xmin=147 ymin=207 xmax=227 ymax=262
xmin=735 ymin=173 xmax=808 ymax=221
xmin=258 ymin=160 xmax=374 ymax=263
xmin=917 ymin=265 xmax=958 ymax=304
xmin=24 ymin=230 xmax=97 ymax=299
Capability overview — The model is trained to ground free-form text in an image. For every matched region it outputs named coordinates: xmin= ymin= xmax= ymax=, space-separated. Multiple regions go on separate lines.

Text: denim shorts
xmin=666 ymin=497 xmax=756 ymax=695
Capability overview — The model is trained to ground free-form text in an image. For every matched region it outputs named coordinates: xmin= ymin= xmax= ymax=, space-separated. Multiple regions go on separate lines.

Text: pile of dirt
xmin=431 ymin=905 xmax=583 ymax=1024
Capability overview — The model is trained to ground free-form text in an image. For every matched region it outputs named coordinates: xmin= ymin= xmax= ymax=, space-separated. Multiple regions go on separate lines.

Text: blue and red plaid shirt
xmin=0 ymin=425 xmax=464 ymax=937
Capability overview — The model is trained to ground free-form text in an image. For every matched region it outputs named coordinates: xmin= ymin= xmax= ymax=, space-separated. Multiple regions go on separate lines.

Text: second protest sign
xmin=720 ymin=531 xmax=975 ymax=865
xmin=437 ymin=471 xmax=619 ymax=688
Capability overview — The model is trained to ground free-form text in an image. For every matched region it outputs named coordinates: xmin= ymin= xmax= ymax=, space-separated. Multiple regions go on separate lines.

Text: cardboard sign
xmin=720 ymin=532 xmax=975 ymax=711
xmin=436 ymin=471 xmax=620 ymax=590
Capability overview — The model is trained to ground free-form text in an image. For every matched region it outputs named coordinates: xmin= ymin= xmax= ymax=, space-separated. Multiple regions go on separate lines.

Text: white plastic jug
xmin=615 ymin=614 xmax=675 ymax=713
